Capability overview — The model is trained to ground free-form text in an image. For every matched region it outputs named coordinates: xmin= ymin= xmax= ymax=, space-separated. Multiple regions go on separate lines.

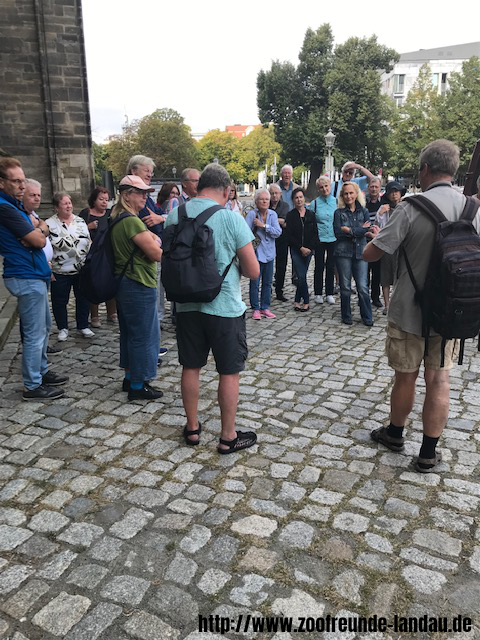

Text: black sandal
xmin=183 ymin=421 xmax=202 ymax=446
xmin=217 ymin=431 xmax=257 ymax=455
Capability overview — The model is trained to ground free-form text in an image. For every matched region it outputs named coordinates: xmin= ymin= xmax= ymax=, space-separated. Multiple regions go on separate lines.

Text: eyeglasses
xmin=133 ymin=188 xmax=148 ymax=195
xmin=2 ymin=178 xmax=26 ymax=186
xmin=186 ymin=178 xmax=199 ymax=183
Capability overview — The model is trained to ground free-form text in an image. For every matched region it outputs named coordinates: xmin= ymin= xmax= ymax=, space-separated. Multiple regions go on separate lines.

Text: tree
xmin=257 ymin=26 xmax=399 ymax=188
xmin=389 ymin=64 xmax=441 ymax=177
xmin=92 ymin=142 xmax=108 ymax=184
xmin=235 ymin=126 xmax=283 ymax=184
xmin=437 ymin=57 xmax=480 ymax=171
xmin=104 ymin=108 xmax=198 ymax=180
xmin=196 ymin=129 xmax=238 ymax=176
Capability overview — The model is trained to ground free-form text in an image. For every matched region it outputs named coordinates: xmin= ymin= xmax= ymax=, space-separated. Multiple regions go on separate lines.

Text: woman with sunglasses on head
xmin=285 ymin=187 xmax=317 ymax=311
xmin=157 ymin=182 xmax=181 ymax=215
xmin=111 ymin=175 xmax=163 ymax=400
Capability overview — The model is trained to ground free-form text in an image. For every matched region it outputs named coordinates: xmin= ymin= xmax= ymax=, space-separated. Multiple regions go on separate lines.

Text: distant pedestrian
xmin=268 ymin=184 xmax=289 ymax=302
xmin=157 ymin=182 xmax=180 ymax=215
xmin=226 ymin=182 xmax=243 ymax=215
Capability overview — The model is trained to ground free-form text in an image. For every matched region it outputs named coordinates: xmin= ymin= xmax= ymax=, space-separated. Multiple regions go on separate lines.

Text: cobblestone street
xmin=0 ymin=278 xmax=479 ymax=640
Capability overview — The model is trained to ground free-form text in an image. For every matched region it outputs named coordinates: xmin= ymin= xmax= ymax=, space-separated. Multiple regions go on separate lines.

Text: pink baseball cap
xmin=118 ymin=175 xmax=154 ymax=192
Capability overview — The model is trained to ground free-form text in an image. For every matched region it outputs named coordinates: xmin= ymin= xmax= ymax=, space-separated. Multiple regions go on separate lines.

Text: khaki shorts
xmin=386 ymin=323 xmax=457 ymax=372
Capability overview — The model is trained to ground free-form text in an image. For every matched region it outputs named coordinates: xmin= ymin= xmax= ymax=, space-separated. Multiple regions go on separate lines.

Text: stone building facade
xmin=0 ymin=0 xmax=94 ymax=210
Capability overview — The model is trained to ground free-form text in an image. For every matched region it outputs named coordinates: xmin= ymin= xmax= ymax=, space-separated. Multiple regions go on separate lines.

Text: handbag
xmin=252 ymin=212 xmax=262 ymax=250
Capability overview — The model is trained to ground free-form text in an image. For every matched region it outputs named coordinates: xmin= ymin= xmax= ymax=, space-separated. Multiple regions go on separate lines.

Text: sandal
xmin=294 ymin=305 xmax=303 ymax=312
xmin=300 ymin=305 xmax=310 ymax=312
xmin=415 ymin=451 xmax=442 ymax=473
xmin=183 ymin=421 xmax=202 ymax=446
xmin=218 ymin=431 xmax=257 ymax=455
xmin=370 ymin=426 xmax=405 ymax=452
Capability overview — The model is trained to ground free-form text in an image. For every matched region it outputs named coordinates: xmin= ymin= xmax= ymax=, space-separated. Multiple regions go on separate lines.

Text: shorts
xmin=385 ymin=322 xmax=457 ymax=372
xmin=176 ymin=311 xmax=248 ymax=375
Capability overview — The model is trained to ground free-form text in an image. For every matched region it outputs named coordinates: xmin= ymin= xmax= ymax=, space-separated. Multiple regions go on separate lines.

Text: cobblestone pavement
xmin=0 ymin=278 xmax=479 ymax=640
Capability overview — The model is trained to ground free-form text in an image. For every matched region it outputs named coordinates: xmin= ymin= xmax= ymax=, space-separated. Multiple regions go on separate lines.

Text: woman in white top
xmin=46 ymin=192 xmax=92 ymax=341
xmin=226 ymin=183 xmax=243 ymax=215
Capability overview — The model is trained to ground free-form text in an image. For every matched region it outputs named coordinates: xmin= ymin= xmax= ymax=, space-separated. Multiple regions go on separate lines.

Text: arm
xmin=0 ymin=205 xmax=46 ymax=248
xmin=333 ymin=210 xmax=352 ymax=239
xmin=352 ymin=208 xmax=371 ymax=238
xmin=132 ymin=230 xmax=163 ymax=262
xmin=363 ymin=241 xmax=384 ymax=262
xmin=265 ymin=211 xmax=282 ymax=238
xmin=352 ymin=163 xmax=374 ymax=183
xmin=237 ymin=241 xmax=260 ymax=280
xmin=22 ymin=228 xmax=47 ymax=249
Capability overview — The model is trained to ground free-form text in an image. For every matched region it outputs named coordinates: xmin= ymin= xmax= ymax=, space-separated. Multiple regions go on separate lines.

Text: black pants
xmin=369 ymin=261 xmax=381 ymax=302
xmin=314 ymin=242 xmax=335 ymax=296
xmin=275 ymin=239 xmax=288 ymax=295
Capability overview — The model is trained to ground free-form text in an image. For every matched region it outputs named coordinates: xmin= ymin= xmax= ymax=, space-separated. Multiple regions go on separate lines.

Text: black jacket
xmin=285 ymin=208 xmax=317 ymax=251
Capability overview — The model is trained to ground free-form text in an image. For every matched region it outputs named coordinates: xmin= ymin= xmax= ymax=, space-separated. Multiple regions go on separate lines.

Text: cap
xmin=118 ymin=175 xmax=154 ymax=192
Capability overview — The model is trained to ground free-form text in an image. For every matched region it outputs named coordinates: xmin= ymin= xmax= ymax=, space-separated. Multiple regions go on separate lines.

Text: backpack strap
xmin=194 ymin=204 xmax=224 ymax=227
xmin=110 ymin=212 xmax=139 ymax=277
xmin=408 ymin=194 xmax=448 ymax=224
xmin=460 ymin=195 xmax=480 ymax=223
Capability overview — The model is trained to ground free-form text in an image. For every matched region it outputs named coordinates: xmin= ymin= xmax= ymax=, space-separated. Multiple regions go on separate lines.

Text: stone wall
xmin=0 ymin=0 xmax=94 ymax=211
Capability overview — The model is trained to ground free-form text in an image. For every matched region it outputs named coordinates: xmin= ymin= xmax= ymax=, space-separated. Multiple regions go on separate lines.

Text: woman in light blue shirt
xmin=245 ymin=189 xmax=282 ymax=319
xmin=308 ymin=176 xmax=337 ymax=305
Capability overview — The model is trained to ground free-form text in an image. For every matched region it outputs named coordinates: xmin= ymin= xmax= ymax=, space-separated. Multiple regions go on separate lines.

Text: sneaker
xmin=252 ymin=310 xmax=262 ymax=320
xmin=23 ymin=384 xmax=65 ymax=401
xmin=58 ymin=329 xmax=68 ymax=341
xmin=261 ymin=309 xmax=276 ymax=318
xmin=128 ymin=383 xmax=164 ymax=401
xmin=78 ymin=328 xmax=95 ymax=338
xmin=315 ymin=295 xmax=324 ymax=304
xmin=47 ymin=345 xmax=63 ymax=355
xmin=90 ymin=317 xmax=101 ymax=328
xmin=326 ymin=295 xmax=335 ymax=305
xmin=372 ymin=299 xmax=383 ymax=308
xmin=159 ymin=347 xmax=169 ymax=356
xmin=42 ymin=371 xmax=69 ymax=386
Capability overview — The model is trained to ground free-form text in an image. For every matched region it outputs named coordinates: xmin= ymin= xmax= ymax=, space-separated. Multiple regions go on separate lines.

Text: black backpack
xmin=79 ymin=212 xmax=137 ymax=304
xmin=161 ymin=203 xmax=235 ymax=303
xmin=402 ymin=194 xmax=480 ymax=366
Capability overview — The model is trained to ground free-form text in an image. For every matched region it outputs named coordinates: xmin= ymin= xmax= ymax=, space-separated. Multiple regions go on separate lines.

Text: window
xmin=441 ymin=72 xmax=448 ymax=95
xmin=395 ymin=96 xmax=404 ymax=107
xmin=432 ymin=73 xmax=439 ymax=88
xmin=393 ymin=74 xmax=405 ymax=94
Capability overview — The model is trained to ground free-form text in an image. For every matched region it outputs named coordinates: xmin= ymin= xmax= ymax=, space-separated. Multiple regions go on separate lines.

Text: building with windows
xmin=381 ymin=41 xmax=480 ymax=106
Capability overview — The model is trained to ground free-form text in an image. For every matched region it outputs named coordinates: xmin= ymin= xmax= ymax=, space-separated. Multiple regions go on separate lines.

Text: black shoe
xmin=157 ymin=357 xmax=163 ymax=367
xmin=276 ymin=294 xmax=288 ymax=302
xmin=23 ymin=384 xmax=65 ymax=401
xmin=342 ymin=318 xmax=353 ymax=325
xmin=372 ymin=299 xmax=383 ymax=308
xmin=128 ymin=383 xmax=164 ymax=401
xmin=363 ymin=320 xmax=374 ymax=327
xmin=47 ymin=345 xmax=63 ymax=355
xmin=42 ymin=371 xmax=69 ymax=386
xmin=122 ymin=378 xmax=130 ymax=392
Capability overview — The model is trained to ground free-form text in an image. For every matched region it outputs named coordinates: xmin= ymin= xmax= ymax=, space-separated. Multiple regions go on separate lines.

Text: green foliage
xmin=92 ymin=141 xmax=108 ymax=184
xmin=257 ymin=26 xmax=399 ymax=174
xmin=196 ymin=130 xmax=238 ymax=173
xmin=388 ymin=64 xmax=441 ymax=176
xmin=104 ymin=108 xmax=198 ymax=180
xmin=436 ymin=57 xmax=480 ymax=170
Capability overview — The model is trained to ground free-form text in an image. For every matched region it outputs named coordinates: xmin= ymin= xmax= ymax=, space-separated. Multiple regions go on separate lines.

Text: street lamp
xmin=172 ymin=166 xmax=177 ymax=180
xmin=324 ymin=128 xmax=336 ymax=180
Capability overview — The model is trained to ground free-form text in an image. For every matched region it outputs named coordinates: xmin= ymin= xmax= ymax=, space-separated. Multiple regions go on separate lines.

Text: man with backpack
xmin=363 ymin=139 xmax=480 ymax=472
xmin=163 ymin=163 xmax=260 ymax=454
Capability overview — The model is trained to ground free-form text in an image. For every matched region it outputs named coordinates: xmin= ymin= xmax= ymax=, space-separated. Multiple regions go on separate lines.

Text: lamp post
xmin=172 ymin=166 xmax=177 ymax=181
xmin=324 ymin=128 xmax=336 ymax=180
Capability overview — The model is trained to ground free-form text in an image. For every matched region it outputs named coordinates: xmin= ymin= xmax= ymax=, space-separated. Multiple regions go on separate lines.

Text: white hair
xmin=254 ymin=188 xmax=271 ymax=203
xmin=280 ymin=164 xmax=293 ymax=174
xmin=25 ymin=178 xmax=41 ymax=190
xmin=341 ymin=161 xmax=355 ymax=172
xmin=126 ymin=155 xmax=155 ymax=173
xmin=268 ymin=184 xmax=281 ymax=193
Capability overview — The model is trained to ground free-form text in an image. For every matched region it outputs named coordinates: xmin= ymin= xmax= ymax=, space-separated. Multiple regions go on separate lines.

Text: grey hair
xmin=25 ymin=178 xmax=41 ymax=190
xmin=52 ymin=191 xmax=71 ymax=207
xmin=419 ymin=139 xmax=459 ymax=177
xmin=280 ymin=164 xmax=293 ymax=174
xmin=181 ymin=167 xmax=199 ymax=183
xmin=197 ymin=163 xmax=231 ymax=192
xmin=268 ymin=184 xmax=281 ymax=193
xmin=126 ymin=155 xmax=155 ymax=173
xmin=254 ymin=188 xmax=271 ymax=203
xmin=369 ymin=176 xmax=381 ymax=186
xmin=341 ymin=161 xmax=355 ymax=172
xmin=316 ymin=176 xmax=330 ymax=188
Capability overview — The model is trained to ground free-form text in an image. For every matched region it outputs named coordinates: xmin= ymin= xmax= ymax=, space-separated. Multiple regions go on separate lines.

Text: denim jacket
xmin=333 ymin=204 xmax=370 ymax=259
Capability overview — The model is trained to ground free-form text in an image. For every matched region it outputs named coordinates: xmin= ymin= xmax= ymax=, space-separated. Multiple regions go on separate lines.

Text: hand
xmin=378 ymin=204 xmax=390 ymax=216
xmin=279 ymin=218 xmax=286 ymax=228
xmin=362 ymin=221 xmax=372 ymax=228
xmin=88 ymin=220 xmax=98 ymax=230
xmin=253 ymin=218 xmax=265 ymax=228
xmin=300 ymin=246 xmax=311 ymax=257
xmin=366 ymin=224 xmax=380 ymax=238
xmin=143 ymin=212 xmax=165 ymax=227
xmin=340 ymin=226 xmax=351 ymax=234
xmin=149 ymin=231 xmax=162 ymax=246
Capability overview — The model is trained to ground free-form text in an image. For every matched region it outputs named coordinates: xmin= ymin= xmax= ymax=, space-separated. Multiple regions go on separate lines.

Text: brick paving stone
xmin=402 ymin=565 xmax=447 ymax=593
xmin=412 ymin=528 xmax=462 ymax=557
xmin=0 ymin=507 xmax=26 ymax=526
xmin=1 ymin=579 xmax=50 ymax=619
xmin=100 ymin=575 xmax=150 ymax=605
xmin=230 ymin=573 xmax=274 ymax=606
xmin=197 ymin=568 xmax=232 ymax=594
xmin=123 ymin=610 xmax=180 ymax=640
xmin=231 ymin=515 xmax=277 ymax=538
xmin=66 ymin=563 xmax=109 ymax=588
xmin=32 ymin=592 xmax=91 ymax=636
xmin=109 ymin=507 xmax=153 ymax=539
xmin=333 ymin=512 xmax=370 ymax=533
xmin=271 ymin=588 xmax=325 ymax=621
xmin=38 ymin=550 xmax=78 ymax=579
xmin=165 ymin=552 xmax=198 ymax=585
xmin=28 ymin=509 xmax=70 ymax=533
xmin=179 ymin=524 xmax=211 ymax=553
xmin=57 ymin=522 xmax=104 ymax=547
xmin=279 ymin=521 xmax=314 ymax=548
xmin=148 ymin=585 xmax=199 ymax=626
xmin=64 ymin=602 xmax=122 ymax=640
xmin=0 ymin=525 xmax=33 ymax=551
xmin=332 ymin=569 xmax=365 ymax=604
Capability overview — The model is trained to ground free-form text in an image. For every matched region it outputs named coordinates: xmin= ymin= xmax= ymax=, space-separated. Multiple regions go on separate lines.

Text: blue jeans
xmin=116 ymin=276 xmax=159 ymax=383
xmin=249 ymin=260 xmax=274 ymax=310
xmin=50 ymin=272 xmax=90 ymax=330
xmin=335 ymin=256 xmax=372 ymax=323
xmin=290 ymin=248 xmax=313 ymax=304
xmin=5 ymin=277 xmax=51 ymax=390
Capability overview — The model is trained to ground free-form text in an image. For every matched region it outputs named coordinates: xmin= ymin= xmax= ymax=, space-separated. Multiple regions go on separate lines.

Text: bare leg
xmin=382 ymin=285 xmax=390 ymax=309
xmin=390 ymin=370 xmax=419 ymax=426
xmin=181 ymin=367 xmax=201 ymax=441
xmin=218 ymin=373 xmax=239 ymax=448
xmin=422 ymin=368 xmax=450 ymax=437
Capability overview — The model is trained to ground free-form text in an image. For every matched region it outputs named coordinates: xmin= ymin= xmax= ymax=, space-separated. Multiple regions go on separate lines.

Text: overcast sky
xmin=82 ymin=0 xmax=480 ymax=143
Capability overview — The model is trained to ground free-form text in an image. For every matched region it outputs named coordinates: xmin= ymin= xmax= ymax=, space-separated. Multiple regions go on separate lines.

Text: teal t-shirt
xmin=164 ymin=197 xmax=254 ymax=317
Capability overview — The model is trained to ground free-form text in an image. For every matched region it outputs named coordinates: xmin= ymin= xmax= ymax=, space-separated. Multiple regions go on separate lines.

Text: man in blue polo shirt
xmin=276 ymin=164 xmax=300 ymax=210
xmin=0 ymin=157 xmax=68 ymax=400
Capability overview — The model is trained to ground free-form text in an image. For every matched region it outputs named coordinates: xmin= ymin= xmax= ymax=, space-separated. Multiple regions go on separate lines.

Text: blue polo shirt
xmin=0 ymin=193 xmax=51 ymax=281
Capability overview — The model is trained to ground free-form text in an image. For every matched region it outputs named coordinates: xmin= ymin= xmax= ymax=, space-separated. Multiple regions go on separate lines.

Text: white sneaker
xmin=58 ymin=329 xmax=68 ymax=341
xmin=315 ymin=295 xmax=324 ymax=304
xmin=326 ymin=295 xmax=335 ymax=305
xmin=79 ymin=328 xmax=95 ymax=338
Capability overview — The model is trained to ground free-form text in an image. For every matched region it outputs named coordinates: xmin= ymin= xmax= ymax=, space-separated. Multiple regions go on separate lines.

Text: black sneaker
xmin=47 ymin=345 xmax=63 ymax=355
xmin=42 ymin=371 xmax=69 ymax=386
xmin=128 ymin=383 xmax=164 ymax=401
xmin=122 ymin=378 xmax=130 ymax=392
xmin=23 ymin=385 xmax=65 ymax=401
xmin=276 ymin=294 xmax=288 ymax=302
xmin=372 ymin=299 xmax=383 ymax=308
